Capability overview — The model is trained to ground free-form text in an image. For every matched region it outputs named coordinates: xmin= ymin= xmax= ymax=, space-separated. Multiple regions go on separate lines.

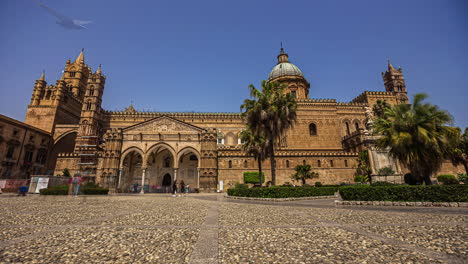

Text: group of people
xmin=172 ymin=180 xmax=189 ymax=195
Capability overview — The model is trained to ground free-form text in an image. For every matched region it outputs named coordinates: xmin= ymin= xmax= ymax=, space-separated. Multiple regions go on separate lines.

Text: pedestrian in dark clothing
xmin=172 ymin=180 xmax=177 ymax=195
xmin=180 ymin=180 xmax=185 ymax=193
xmin=18 ymin=186 xmax=28 ymax=196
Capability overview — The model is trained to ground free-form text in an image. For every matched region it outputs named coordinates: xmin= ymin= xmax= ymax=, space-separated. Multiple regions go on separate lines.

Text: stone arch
xmin=309 ymin=123 xmax=317 ymax=136
xmin=352 ymin=119 xmax=361 ymax=132
xmin=145 ymin=143 xmax=177 ymax=167
xmin=224 ymin=132 xmax=237 ymax=146
xmin=120 ymin=146 xmax=145 ymax=168
xmin=47 ymin=131 xmax=77 ymax=174
xmin=342 ymin=119 xmax=351 ymax=136
xmin=177 ymin=146 xmax=201 ymax=167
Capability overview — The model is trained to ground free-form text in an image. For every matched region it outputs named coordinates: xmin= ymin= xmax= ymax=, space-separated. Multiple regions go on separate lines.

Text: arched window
xmin=228 ymin=160 xmax=232 ymax=168
xmin=355 ymin=122 xmax=359 ymax=131
xmin=330 ymin=160 xmax=334 ymax=167
xmin=86 ymin=101 xmax=92 ymax=110
xmin=345 ymin=122 xmax=350 ymax=135
xmin=69 ymin=72 xmax=76 ymax=77
xmin=309 ymin=123 xmax=317 ymax=136
xmin=303 ymin=160 xmax=306 ymax=165
xmin=397 ymin=84 xmax=403 ymax=91
xmin=40 ymin=90 xmax=45 ymax=99
xmin=344 ymin=160 xmax=348 ymax=167
xmin=243 ymin=160 xmax=247 ymax=168
xmin=89 ymin=89 xmax=94 ymax=96
xmin=286 ymin=160 xmax=290 ymax=168
xmin=291 ymin=91 xmax=297 ymax=98
xmin=217 ymin=132 xmax=224 ymax=144
xmin=317 ymin=160 xmax=321 ymax=167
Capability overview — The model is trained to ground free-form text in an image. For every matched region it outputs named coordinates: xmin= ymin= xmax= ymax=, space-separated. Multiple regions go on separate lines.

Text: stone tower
xmin=74 ymin=64 xmax=106 ymax=180
xmin=267 ymin=48 xmax=310 ymax=99
xmin=382 ymin=60 xmax=408 ymax=104
xmin=25 ymin=50 xmax=92 ymax=132
xmin=62 ymin=49 xmax=92 ymax=100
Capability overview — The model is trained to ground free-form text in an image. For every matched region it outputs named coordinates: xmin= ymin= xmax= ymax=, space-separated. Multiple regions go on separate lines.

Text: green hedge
xmin=243 ymin=172 xmax=265 ymax=184
xmin=227 ymin=186 xmax=337 ymax=198
xmin=82 ymin=188 xmax=109 ymax=195
xmin=339 ymin=185 xmax=468 ymax=202
xmin=39 ymin=185 xmax=68 ymax=195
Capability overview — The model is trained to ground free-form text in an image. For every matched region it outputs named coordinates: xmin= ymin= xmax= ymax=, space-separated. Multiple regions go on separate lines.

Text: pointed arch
xmin=120 ymin=146 xmax=145 ymax=168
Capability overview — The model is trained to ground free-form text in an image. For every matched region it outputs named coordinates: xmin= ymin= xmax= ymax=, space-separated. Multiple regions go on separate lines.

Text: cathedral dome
xmin=268 ymin=48 xmax=304 ymax=81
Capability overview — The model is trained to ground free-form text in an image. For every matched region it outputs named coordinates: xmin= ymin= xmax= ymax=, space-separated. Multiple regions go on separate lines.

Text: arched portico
xmin=177 ymin=147 xmax=200 ymax=191
xmin=119 ymin=149 xmax=143 ymax=193
xmin=144 ymin=144 xmax=177 ymax=193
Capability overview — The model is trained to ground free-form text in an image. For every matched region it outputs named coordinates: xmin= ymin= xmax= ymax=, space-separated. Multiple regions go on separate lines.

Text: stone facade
xmin=0 ymin=114 xmax=51 ymax=179
xmin=10 ymin=48 xmax=462 ymax=191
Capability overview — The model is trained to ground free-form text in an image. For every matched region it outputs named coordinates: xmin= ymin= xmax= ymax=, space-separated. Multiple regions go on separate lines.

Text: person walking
xmin=185 ymin=184 xmax=190 ymax=194
xmin=180 ymin=180 xmax=185 ymax=194
xmin=172 ymin=180 xmax=177 ymax=196
xmin=72 ymin=174 xmax=82 ymax=196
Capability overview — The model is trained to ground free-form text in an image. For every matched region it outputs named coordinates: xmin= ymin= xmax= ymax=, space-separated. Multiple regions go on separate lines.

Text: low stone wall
xmin=335 ymin=200 xmax=468 ymax=207
xmin=225 ymin=194 xmax=337 ymax=202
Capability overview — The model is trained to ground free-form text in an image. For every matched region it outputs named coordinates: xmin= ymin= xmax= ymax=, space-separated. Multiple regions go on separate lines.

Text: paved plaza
xmin=0 ymin=194 xmax=466 ymax=264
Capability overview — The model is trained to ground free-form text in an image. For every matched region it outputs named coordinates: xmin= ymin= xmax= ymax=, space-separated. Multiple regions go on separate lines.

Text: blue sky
xmin=1 ymin=0 xmax=467 ymax=128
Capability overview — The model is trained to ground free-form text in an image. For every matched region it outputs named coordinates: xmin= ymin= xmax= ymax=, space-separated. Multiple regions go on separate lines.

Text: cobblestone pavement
xmin=0 ymin=194 xmax=466 ymax=263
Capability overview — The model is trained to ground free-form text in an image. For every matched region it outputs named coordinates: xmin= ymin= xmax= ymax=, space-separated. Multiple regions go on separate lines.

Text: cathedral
xmin=11 ymin=48 xmax=459 ymax=192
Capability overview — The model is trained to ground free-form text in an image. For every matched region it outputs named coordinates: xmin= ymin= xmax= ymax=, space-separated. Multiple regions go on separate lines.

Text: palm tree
xmin=240 ymin=127 xmax=267 ymax=187
xmin=373 ymin=93 xmax=458 ymax=185
xmin=291 ymin=164 xmax=319 ymax=185
xmin=449 ymin=127 xmax=468 ymax=174
xmin=241 ymin=80 xmax=297 ymax=185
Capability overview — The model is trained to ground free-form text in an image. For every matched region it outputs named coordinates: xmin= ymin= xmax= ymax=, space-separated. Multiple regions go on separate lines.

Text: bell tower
xmin=74 ymin=65 xmax=106 ymax=181
xmin=62 ymin=49 xmax=92 ymax=100
xmin=382 ymin=60 xmax=408 ymax=104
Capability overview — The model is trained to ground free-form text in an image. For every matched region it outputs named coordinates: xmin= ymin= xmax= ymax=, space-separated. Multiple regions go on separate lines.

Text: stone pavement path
xmin=0 ymin=194 xmax=466 ymax=263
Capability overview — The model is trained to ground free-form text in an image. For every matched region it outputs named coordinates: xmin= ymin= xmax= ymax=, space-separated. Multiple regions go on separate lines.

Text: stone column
xmin=117 ymin=169 xmax=122 ymax=189
xmin=197 ymin=168 xmax=200 ymax=189
xmin=173 ymin=168 xmax=178 ymax=181
xmin=140 ymin=168 xmax=146 ymax=194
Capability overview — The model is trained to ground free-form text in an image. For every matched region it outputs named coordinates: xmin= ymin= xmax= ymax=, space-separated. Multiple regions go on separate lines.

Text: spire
xmin=96 ymin=64 xmax=101 ymax=74
xmin=387 ymin=59 xmax=395 ymax=70
xmin=39 ymin=71 xmax=45 ymax=81
xmin=75 ymin=48 xmax=85 ymax=64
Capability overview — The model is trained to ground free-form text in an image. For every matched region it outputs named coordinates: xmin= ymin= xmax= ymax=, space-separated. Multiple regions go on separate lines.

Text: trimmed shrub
xmin=315 ymin=182 xmax=322 ymax=187
xmin=39 ymin=185 xmax=68 ymax=195
xmin=437 ymin=174 xmax=459 ymax=185
xmin=235 ymin=183 xmax=248 ymax=189
xmin=458 ymin=173 xmax=468 ymax=184
xmin=82 ymin=188 xmax=109 ymax=195
xmin=339 ymin=185 xmax=468 ymax=202
xmin=243 ymin=172 xmax=265 ymax=184
xmin=227 ymin=186 xmax=337 ymax=198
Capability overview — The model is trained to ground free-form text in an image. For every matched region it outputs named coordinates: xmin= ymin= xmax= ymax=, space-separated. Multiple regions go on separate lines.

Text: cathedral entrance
xmin=177 ymin=148 xmax=200 ymax=192
xmin=145 ymin=145 xmax=175 ymax=193
xmin=120 ymin=150 xmax=143 ymax=193
xmin=162 ymin=173 xmax=172 ymax=193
